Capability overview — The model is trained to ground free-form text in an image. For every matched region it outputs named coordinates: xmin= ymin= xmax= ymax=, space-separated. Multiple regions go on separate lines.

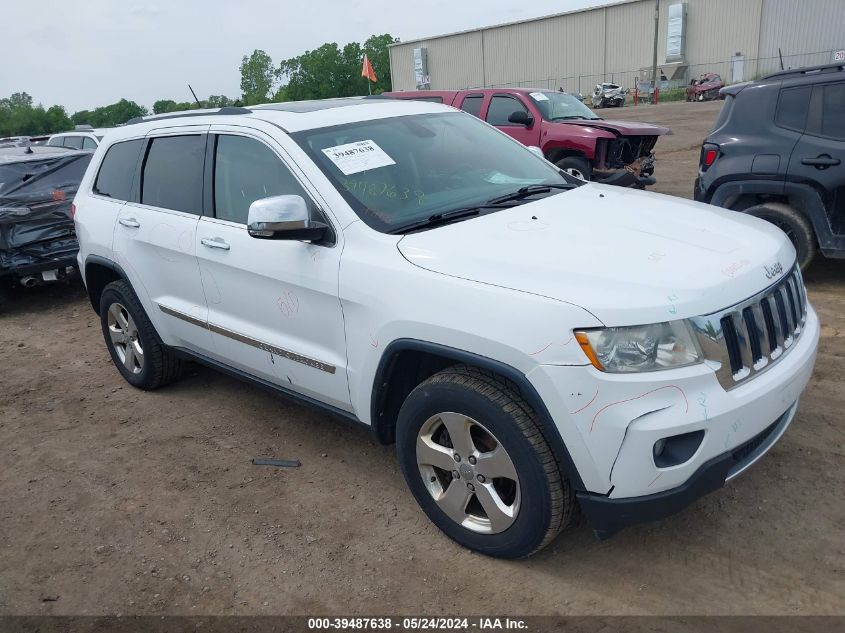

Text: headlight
xmin=574 ymin=321 xmax=702 ymax=373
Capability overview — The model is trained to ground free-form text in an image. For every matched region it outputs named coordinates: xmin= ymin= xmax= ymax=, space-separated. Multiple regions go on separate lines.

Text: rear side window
xmin=63 ymin=136 xmax=83 ymax=149
xmin=94 ymin=139 xmax=143 ymax=200
xmin=213 ymin=134 xmax=310 ymax=224
xmin=82 ymin=137 xmax=97 ymax=150
xmin=47 ymin=137 xmax=63 ymax=147
xmin=141 ymin=135 xmax=205 ymax=214
xmin=486 ymin=95 xmax=528 ymax=126
xmin=460 ymin=95 xmax=484 ymax=117
xmin=820 ymin=83 xmax=845 ymax=140
xmin=775 ymin=87 xmax=811 ymax=132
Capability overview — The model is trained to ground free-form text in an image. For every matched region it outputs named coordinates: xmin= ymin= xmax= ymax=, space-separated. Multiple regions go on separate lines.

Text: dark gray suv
xmin=695 ymin=63 xmax=845 ymax=269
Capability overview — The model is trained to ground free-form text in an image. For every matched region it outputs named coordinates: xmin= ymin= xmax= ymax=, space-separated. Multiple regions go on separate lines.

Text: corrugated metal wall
xmin=388 ymin=0 xmax=843 ymax=92
xmin=758 ymin=0 xmax=845 ymax=73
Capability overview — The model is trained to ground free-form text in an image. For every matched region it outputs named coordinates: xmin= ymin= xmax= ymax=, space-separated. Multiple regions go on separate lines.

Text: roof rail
xmin=125 ymin=106 xmax=251 ymax=126
xmin=761 ymin=62 xmax=844 ymax=81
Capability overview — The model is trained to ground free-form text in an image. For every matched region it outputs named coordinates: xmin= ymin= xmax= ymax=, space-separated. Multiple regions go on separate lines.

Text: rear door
xmin=77 ymin=138 xmax=145 ymax=270
xmin=113 ymin=126 xmax=213 ymax=353
xmin=787 ymin=81 xmax=845 ymax=235
xmin=484 ymin=94 xmax=540 ymax=146
xmin=455 ymin=93 xmax=485 ymax=118
xmin=196 ymin=125 xmax=351 ymax=410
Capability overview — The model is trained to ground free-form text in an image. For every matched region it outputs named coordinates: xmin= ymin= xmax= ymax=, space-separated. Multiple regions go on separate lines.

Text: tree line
xmin=1 ymin=33 xmax=395 ymax=137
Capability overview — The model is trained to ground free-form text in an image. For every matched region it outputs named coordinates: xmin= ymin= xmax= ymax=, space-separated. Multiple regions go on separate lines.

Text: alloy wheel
xmin=416 ymin=412 xmax=520 ymax=534
xmin=106 ymin=302 xmax=144 ymax=374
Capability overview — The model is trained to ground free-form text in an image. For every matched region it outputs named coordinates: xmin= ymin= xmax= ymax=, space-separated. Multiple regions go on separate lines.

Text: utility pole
xmin=651 ymin=0 xmax=659 ymax=103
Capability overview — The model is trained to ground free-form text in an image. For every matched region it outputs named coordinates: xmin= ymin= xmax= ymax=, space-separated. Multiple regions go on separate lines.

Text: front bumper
xmin=577 ymin=401 xmax=796 ymax=539
xmin=527 ymin=303 xmax=819 ymax=534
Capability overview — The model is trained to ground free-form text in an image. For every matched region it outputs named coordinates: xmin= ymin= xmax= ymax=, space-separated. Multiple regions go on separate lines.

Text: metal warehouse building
xmin=388 ymin=0 xmax=845 ymax=95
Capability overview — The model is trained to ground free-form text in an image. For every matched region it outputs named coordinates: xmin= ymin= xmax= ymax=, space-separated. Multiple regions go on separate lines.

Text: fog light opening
xmin=653 ymin=430 xmax=705 ymax=468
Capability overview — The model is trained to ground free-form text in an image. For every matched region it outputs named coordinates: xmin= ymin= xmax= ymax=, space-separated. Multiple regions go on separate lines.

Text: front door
xmin=195 ymin=126 xmax=351 ymax=410
xmin=113 ymin=126 xmax=213 ymax=353
xmin=484 ymin=94 xmax=539 ymax=147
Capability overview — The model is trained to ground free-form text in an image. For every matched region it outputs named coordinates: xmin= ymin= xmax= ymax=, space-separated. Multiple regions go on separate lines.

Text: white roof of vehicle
xmin=49 ymin=129 xmax=109 ymax=138
xmin=107 ymin=98 xmax=450 ymax=142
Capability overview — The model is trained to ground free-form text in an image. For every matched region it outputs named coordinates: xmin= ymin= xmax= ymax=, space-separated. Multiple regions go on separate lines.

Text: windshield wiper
xmin=387 ymin=204 xmax=513 ymax=235
xmin=487 ymin=183 xmax=576 ymax=205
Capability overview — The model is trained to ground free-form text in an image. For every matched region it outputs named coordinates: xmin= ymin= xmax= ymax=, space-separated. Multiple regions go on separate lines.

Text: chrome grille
xmin=689 ymin=267 xmax=808 ymax=390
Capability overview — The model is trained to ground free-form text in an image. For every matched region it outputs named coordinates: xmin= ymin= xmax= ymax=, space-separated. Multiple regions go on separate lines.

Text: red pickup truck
xmin=384 ymin=88 xmax=671 ymax=188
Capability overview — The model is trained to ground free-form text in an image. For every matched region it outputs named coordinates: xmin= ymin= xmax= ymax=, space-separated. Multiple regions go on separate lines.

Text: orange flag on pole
xmin=362 ymin=54 xmax=377 ymax=83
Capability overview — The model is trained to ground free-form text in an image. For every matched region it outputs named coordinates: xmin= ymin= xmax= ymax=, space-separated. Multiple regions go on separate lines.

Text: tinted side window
xmin=141 ymin=135 xmax=205 ymax=214
xmin=94 ymin=139 xmax=143 ymax=200
xmin=82 ymin=137 xmax=97 ymax=150
xmin=486 ymin=96 xmax=527 ymax=126
xmin=63 ymin=136 xmax=83 ymax=149
xmin=776 ymin=87 xmax=811 ymax=131
xmin=213 ymin=135 xmax=310 ymax=224
xmin=820 ymin=83 xmax=845 ymax=140
xmin=460 ymin=95 xmax=484 ymax=118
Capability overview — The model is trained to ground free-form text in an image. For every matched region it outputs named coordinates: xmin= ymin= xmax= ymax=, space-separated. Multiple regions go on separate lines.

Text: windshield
xmin=527 ymin=91 xmax=600 ymax=121
xmin=293 ymin=112 xmax=578 ymax=233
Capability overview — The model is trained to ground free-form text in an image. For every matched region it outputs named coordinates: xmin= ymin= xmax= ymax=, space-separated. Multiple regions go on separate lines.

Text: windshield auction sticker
xmin=322 ymin=140 xmax=396 ymax=175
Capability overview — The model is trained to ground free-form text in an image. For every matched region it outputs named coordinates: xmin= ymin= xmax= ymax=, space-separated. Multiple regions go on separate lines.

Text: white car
xmin=72 ymin=98 xmax=819 ymax=558
xmin=47 ymin=128 xmax=107 ymax=151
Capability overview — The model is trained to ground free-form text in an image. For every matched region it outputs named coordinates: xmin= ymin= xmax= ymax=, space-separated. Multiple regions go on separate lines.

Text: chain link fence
xmin=471 ymin=48 xmax=842 ymax=105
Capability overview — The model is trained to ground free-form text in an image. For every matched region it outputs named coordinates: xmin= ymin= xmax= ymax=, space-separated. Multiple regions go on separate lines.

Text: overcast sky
xmin=4 ymin=0 xmax=614 ymax=113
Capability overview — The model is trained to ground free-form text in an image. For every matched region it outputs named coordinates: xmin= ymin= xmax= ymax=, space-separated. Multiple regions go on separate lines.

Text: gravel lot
xmin=1 ymin=100 xmax=843 ymax=617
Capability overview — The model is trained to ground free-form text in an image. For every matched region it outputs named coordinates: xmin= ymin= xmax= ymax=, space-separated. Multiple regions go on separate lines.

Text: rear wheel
xmin=555 ymin=156 xmax=592 ymax=181
xmin=743 ymin=202 xmax=817 ymax=270
xmin=99 ymin=280 xmax=183 ymax=389
xmin=396 ymin=366 xmax=576 ymax=558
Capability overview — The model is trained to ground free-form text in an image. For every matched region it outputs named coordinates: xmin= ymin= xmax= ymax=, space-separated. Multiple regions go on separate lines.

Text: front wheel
xmin=743 ymin=202 xmax=818 ymax=270
xmin=555 ymin=156 xmax=592 ymax=181
xmin=396 ymin=366 xmax=576 ymax=558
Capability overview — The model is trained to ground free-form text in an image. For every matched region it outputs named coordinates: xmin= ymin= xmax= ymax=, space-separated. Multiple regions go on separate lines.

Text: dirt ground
xmin=1 ymin=101 xmax=843 ymax=618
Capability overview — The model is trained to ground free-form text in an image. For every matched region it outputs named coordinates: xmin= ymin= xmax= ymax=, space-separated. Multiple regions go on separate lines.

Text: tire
xmin=396 ymin=365 xmax=576 ymax=558
xmin=697 ymin=92 xmax=705 ymax=102
xmin=555 ymin=156 xmax=592 ymax=181
xmin=99 ymin=280 xmax=183 ymax=390
xmin=743 ymin=202 xmax=818 ymax=270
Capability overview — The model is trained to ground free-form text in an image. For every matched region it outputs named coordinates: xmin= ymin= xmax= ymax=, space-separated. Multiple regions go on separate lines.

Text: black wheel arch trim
xmin=84 ymin=255 xmax=131 ymax=311
xmin=711 ymin=179 xmax=838 ymax=253
xmin=370 ymin=338 xmax=586 ymax=491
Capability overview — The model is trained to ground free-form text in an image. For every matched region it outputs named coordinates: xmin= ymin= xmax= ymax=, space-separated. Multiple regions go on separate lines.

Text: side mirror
xmin=508 ymin=110 xmax=534 ymax=126
xmin=247 ymin=195 xmax=328 ymax=241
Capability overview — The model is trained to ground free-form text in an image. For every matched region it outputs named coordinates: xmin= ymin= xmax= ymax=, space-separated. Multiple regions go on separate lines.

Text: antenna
xmin=188 ymin=84 xmax=202 ymax=108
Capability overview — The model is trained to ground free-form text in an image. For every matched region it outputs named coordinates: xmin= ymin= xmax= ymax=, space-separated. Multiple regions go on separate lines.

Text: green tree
xmin=363 ymin=34 xmax=396 ymax=93
xmin=71 ymin=110 xmax=91 ymax=126
xmin=44 ymin=105 xmax=72 ymax=133
xmin=276 ymin=33 xmax=396 ymax=101
xmin=240 ymin=49 xmax=275 ymax=105
xmin=81 ymin=99 xmax=147 ymax=127
xmin=153 ymin=99 xmax=177 ymax=114
xmin=206 ymin=94 xmax=232 ymax=108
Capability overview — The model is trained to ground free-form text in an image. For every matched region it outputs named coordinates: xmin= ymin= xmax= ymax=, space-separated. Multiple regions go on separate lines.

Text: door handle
xmin=201 ymin=237 xmax=230 ymax=251
xmin=801 ymin=155 xmax=841 ymax=169
xmin=118 ymin=217 xmax=140 ymax=228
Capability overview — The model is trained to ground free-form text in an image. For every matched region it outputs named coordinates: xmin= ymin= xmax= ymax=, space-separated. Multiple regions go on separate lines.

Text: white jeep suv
xmin=73 ymin=98 xmax=819 ymax=558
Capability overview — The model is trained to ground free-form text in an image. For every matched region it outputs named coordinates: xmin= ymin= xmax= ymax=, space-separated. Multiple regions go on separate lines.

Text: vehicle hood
xmin=553 ymin=119 xmax=671 ymax=136
xmin=397 ymin=183 xmax=796 ymax=326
